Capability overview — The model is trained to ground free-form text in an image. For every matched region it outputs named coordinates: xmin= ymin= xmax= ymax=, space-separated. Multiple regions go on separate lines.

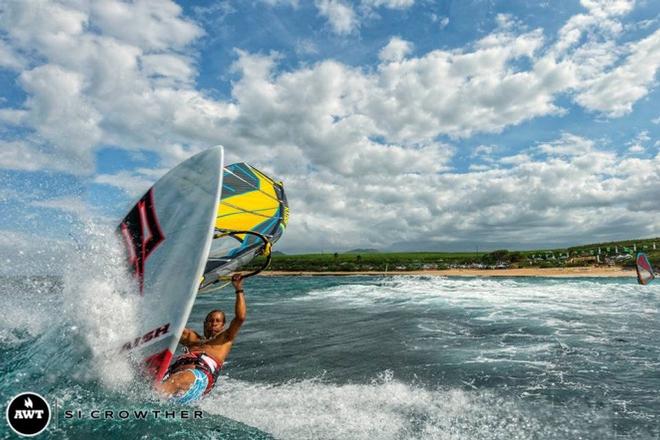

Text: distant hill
xmin=344 ymin=249 xmax=380 ymax=254
xmin=272 ymin=250 xmax=287 ymax=256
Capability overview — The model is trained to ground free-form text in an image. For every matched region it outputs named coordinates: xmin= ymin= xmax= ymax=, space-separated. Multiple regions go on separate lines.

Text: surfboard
xmin=117 ymin=146 xmax=224 ymax=382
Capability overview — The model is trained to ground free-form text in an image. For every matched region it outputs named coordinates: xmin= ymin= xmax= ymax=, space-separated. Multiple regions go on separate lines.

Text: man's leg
xmin=158 ymin=370 xmax=196 ymax=396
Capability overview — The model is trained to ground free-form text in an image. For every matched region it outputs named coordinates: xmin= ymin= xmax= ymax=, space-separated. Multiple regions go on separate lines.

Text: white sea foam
xmin=298 ymin=275 xmax=659 ymax=317
xmin=60 ymin=221 xmax=141 ymax=390
xmin=202 ymin=371 xmax=613 ymax=440
xmin=0 ymin=277 xmax=62 ymax=345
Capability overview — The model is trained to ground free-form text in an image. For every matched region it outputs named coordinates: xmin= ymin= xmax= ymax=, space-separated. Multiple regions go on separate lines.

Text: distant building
xmin=568 ymin=256 xmax=598 ymax=264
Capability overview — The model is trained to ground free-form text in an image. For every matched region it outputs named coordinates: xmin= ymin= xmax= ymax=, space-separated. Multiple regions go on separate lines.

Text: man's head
xmin=204 ymin=309 xmax=226 ymax=338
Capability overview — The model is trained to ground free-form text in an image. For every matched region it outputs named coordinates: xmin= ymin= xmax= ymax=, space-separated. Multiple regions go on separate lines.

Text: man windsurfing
xmin=158 ymin=274 xmax=246 ymax=403
xmin=635 ymin=252 xmax=656 ymax=285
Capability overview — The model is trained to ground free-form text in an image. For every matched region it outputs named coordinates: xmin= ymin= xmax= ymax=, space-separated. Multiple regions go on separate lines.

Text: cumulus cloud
xmin=295 ymin=39 xmax=319 ymax=56
xmin=625 ymin=131 xmax=651 ymax=154
xmin=221 ymin=24 xmax=572 ymax=178
xmin=281 ymin=133 xmax=659 ymax=252
xmin=0 ymin=0 xmax=210 ymax=173
xmin=32 ymin=196 xmax=89 ymax=217
xmin=431 ymin=14 xmax=449 ymax=29
xmin=0 ymin=139 xmax=81 ymax=173
xmin=260 ymin=0 xmax=300 ymax=6
xmin=315 ymin=0 xmax=415 ymax=34
xmin=90 ymin=0 xmax=202 ymax=50
xmin=1 ymin=0 xmax=659 ymax=253
xmin=315 ymin=0 xmax=358 ymax=35
xmin=553 ymin=0 xmax=632 ymax=56
xmin=0 ymin=140 xmax=45 ymax=172
xmin=379 ymin=37 xmax=413 ymax=62
xmin=544 ymin=0 xmax=660 ymax=117
xmin=2 ymin=0 xmax=656 ymax=177
xmin=20 ymin=64 xmax=103 ymax=167
xmin=537 ymin=133 xmax=597 ymax=157
xmin=574 ymin=28 xmax=660 ymax=116
xmin=0 ymin=38 xmax=24 ymax=70
xmin=140 ymin=53 xmax=196 ymax=86
xmin=94 ymin=168 xmax=168 ymax=198
xmin=362 ymin=0 xmax=415 ymax=9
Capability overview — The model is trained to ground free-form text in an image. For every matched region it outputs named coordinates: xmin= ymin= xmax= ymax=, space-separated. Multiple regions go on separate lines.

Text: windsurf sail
xmin=199 ymin=163 xmax=288 ymax=291
xmin=635 ymin=252 xmax=655 ymax=285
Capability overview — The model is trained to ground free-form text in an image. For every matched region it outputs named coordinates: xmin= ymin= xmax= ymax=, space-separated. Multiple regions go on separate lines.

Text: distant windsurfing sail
xmin=199 ymin=163 xmax=288 ymax=291
xmin=635 ymin=252 xmax=655 ymax=285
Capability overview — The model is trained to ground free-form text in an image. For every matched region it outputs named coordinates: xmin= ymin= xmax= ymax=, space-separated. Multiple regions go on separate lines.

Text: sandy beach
xmin=262 ymin=266 xmax=636 ymax=278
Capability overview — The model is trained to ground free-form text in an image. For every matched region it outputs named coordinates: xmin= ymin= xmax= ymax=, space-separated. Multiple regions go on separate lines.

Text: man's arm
xmin=224 ymin=274 xmax=246 ymax=342
xmin=180 ymin=328 xmax=202 ymax=346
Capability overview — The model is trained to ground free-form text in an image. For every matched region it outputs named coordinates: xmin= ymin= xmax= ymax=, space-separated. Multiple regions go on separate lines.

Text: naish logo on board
xmin=119 ymin=188 xmax=165 ymax=294
xmin=6 ymin=393 xmax=51 ymax=437
xmin=120 ymin=323 xmax=171 ymax=352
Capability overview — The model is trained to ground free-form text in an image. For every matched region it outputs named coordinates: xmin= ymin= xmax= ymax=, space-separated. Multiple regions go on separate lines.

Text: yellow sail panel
xmin=201 ymin=162 xmax=288 ymax=291
xmin=216 ymin=198 xmax=278 ymax=231
xmin=215 ymin=163 xmax=282 ymax=234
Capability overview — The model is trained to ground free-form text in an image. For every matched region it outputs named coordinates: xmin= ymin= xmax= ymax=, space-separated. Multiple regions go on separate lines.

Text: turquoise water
xmin=2 ymin=274 xmax=659 ymax=439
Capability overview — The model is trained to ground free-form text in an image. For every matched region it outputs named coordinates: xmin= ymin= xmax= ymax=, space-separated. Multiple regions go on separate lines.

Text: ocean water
xmin=2 ymin=266 xmax=659 ymax=438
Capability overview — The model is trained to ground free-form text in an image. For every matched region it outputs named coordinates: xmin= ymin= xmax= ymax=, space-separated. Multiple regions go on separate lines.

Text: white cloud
xmin=0 ymin=1 xmax=88 ymax=49
xmin=499 ymin=153 xmax=532 ymax=165
xmin=625 ymin=130 xmax=651 ymax=154
xmin=580 ymin=0 xmax=634 ymax=18
xmin=94 ymin=168 xmax=167 ymax=198
xmin=0 ymin=139 xmax=80 ymax=173
xmin=221 ymin=26 xmax=567 ymax=178
xmin=574 ymin=28 xmax=660 ymax=116
xmin=0 ymin=38 xmax=24 ymax=70
xmin=0 ymin=0 xmax=238 ymax=172
xmin=378 ymin=37 xmax=413 ymax=62
xmin=0 ymin=108 xmax=27 ymax=125
xmin=537 ymin=133 xmax=596 ymax=157
xmin=1 ymin=0 xmax=659 ymax=253
xmin=19 ymin=64 xmax=103 ymax=168
xmin=280 ymin=138 xmax=659 ymax=252
xmin=32 ymin=196 xmax=89 ymax=217
xmin=2 ymin=0 xmax=655 ymax=178
xmin=295 ymin=39 xmax=319 ymax=56
xmin=0 ymin=140 xmax=45 ymax=171
xmin=140 ymin=53 xmax=196 ymax=86
xmin=260 ymin=0 xmax=300 ymax=6
xmin=370 ymin=29 xmax=559 ymax=140
xmin=553 ymin=0 xmax=632 ymax=56
xmin=90 ymin=0 xmax=202 ymax=51
xmin=315 ymin=0 xmax=358 ymax=35
xmin=362 ymin=0 xmax=415 ymax=9
xmin=431 ymin=14 xmax=449 ymax=29
xmin=543 ymin=0 xmax=660 ymax=117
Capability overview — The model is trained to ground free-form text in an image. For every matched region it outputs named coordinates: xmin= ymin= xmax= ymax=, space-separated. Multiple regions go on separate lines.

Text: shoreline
xmin=261 ymin=266 xmax=637 ymax=278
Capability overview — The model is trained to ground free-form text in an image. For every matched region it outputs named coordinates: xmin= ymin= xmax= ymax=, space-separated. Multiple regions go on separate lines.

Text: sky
xmin=0 ymin=0 xmax=659 ymax=271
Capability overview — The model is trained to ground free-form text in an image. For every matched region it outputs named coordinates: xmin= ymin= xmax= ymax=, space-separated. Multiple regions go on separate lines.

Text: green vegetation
xmin=244 ymin=237 xmax=660 ymax=272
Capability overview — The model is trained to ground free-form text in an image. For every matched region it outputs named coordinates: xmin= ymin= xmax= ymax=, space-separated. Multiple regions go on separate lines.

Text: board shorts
xmin=168 ymin=368 xmax=209 ymax=404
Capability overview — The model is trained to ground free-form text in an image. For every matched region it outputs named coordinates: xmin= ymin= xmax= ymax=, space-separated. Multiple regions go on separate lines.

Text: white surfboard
xmin=117 ymin=146 xmax=224 ymax=382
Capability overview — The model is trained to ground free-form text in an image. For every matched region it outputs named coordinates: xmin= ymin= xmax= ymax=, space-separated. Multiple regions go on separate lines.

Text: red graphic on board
xmin=119 ymin=189 xmax=165 ymax=293
xmin=145 ymin=349 xmax=173 ymax=382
